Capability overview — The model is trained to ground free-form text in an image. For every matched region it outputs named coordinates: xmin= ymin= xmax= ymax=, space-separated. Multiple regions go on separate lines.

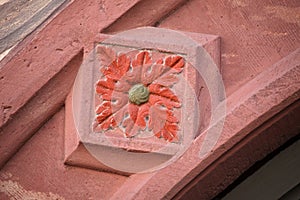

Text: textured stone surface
xmin=0 ymin=49 xmax=83 ymax=168
xmin=0 ymin=0 xmax=299 ymax=199
xmin=102 ymin=0 xmax=187 ymax=33
xmin=158 ymin=0 xmax=300 ymax=96
xmin=0 ymin=0 xmax=140 ymax=168
xmin=0 ymin=109 xmax=127 ymax=200
xmin=0 ymin=0 xmax=140 ymax=128
xmin=0 ymin=0 xmax=67 ymax=55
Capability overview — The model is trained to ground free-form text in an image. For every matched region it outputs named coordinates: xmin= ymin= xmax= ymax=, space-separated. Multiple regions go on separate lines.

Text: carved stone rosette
xmin=94 ymin=49 xmax=185 ymax=142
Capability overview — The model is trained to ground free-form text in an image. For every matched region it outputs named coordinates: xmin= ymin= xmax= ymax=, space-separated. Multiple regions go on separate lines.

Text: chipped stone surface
xmin=0 ymin=179 xmax=65 ymax=200
xmin=264 ymin=5 xmax=300 ymax=26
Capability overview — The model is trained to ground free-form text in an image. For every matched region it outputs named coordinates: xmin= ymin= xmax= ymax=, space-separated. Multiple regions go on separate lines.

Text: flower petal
xmin=148 ymin=94 xmax=181 ymax=109
xmin=152 ymin=68 xmax=181 ymax=87
xmin=141 ymin=64 xmax=167 ymax=85
xmin=101 ymin=54 xmax=130 ymax=80
xmin=148 ymin=105 xmax=167 ymax=134
xmin=100 ymin=116 xmax=117 ymax=130
xmin=95 ymin=101 xmax=112 ymax=124
xmin=110 ymin=91 xmax=128 ymax=111
xmin=135 ymin=103 xmax=150 ymax=128
xmin=165 ymin=55 xmax=185 ymax=73
xmin=97 ymin=46 xmax=117 ymax=69
xmin=123 ymin=117 xmax=140 ymax=137
xmin=155 ymin=122 xmax=179 ymax=142
xmin=132 ymin=51 xmax=152 ymax=67
xmin=95 ymin=97 xmax=129 ymax=130
xmin=95 ymin=78 xmax=115 ymax=100
xmin=124 ymin=65 xmax=142 ymax=84
xmin=148 ymin=84 xmax=180 ymax=103
xmin=166 ymin=109 xmax=179 ymax=123
xmin=128 ymin=103 xmax=139 ymax=122
xmin=114 ymin=78 xmax=132 ymax=92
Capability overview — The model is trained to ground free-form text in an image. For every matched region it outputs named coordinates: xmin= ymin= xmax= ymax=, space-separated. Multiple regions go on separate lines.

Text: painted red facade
xmin=0 ymin=0 xmax=299 ymax=199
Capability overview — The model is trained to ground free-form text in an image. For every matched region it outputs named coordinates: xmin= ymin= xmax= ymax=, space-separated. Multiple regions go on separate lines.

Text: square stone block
xmin=64 ymin=27 xmax=222 ymax=174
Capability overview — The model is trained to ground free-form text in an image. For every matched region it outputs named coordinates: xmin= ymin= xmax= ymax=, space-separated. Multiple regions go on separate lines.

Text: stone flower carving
xmin=94 ymin=49 xmax=185 ymax=142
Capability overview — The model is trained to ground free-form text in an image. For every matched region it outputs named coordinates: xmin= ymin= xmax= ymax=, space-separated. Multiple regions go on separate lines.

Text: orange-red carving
xmin=94 ymin=49 xmax=185 ymax=142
